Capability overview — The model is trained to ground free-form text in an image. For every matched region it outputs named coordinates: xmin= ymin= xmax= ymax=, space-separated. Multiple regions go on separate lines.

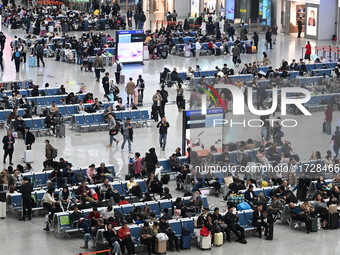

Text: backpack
xmin=15 ymin=51 xmax=20 ymax=58
xmin=75 ymin=171 xmax=85 ymax=183
xmin=236 ymin=201 xmax=251 ymax=211
xmin=51 ymin=147 xmax=58 ymax=158
xmin=139 ymin=81 xmax=145 ymax=89
xmin=161 ymin=174 xmax=170 ymax=184
xmin=116 ymin=63 xmax=122 ymax=72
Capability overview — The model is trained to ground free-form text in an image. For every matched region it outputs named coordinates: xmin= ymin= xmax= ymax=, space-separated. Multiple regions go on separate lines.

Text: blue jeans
xmin=325 ymin=121 xmax=332 ymax=135
xmin=77 ymin=54 xmax=82 ymax=64
xmin=121 ymin=134 xmax=131 ymax=151
xmin=159 ymin=134 xmax=167 ymax=149
xmin=110 ymin=135 xmax=117 ymax=145
xmin=84 ymin=233 xmax=92 ymax=247
xmin=138 ymin=21 xmax=144 ymax=29
xmin=192 ymin=181 xmax=205 ymax=192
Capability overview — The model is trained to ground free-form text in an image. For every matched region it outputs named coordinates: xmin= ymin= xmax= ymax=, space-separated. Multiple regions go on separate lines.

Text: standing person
xmin=93 ymin=53 xmax=103 ymax=82
xmin=0 ymin=50 xmax=4 ymax=71
xmin=232 ymin=44 xmax=241 ymax=66
xmin=253 ymin=32 xmax=259 ymax=52
xmin=44 ymin=140 xmax=55 ymax=165
xmin=3 ymin=130 xmax=15 ymax=165
xmin=102 ymin=72 xmax=110 ymax=95
xmin=195 ymin=39 xmax=201 ymax=61
xmin=24 ymin=127 xmax=35 ymax=150
xmin=272 ymin=25 xmax=278 ymax=44
xmin=136 ymin=75 xmax=145 ymax=100
xmin=332 ymin=126 xmax=340 ymax=156
xmin=176 ymin=84 xmax=184 ymax=111
xmin=19 ymin=177 xmax=33 ymax=221
xmin=35 ymin=42 xmax=45 ymax=67
xmin=265 ymin=29 xmax=273 ymax=49
xmin=152 ymin=90 xmax=163 ymax=119
xmin=227 ymin=24 xmax=235 ymax=41
xmin=0 ymin=32 xmax=6 ymax=51
xmin=11 ymin=47 xmax=21 ymax=73
xmin=172 ymin=10 xmax=178 ymax=22
xmin=126 ymin=77 xmax=136 ymax=105
xmin=121 ymin=118 xmax=133 ymax=153
xmin=240 ymin=23 xmax=248 ymax=40
xmin=138 ymin=11 xmax=146 ymax=29
xmin=134 ymin=11 xmax=140 ymax=29
xmin=113 ymin=59 xmax=122 ymax=85
xmin=200 ymin=20 xmax=206 ymax=35
xmin=107 ymin=113 xmax=119 ymax=147
xmin=157 ymin=116 xmax=170 ymax=151
xmin=304 ymin=41 xmax=312 ymax=62
xmin=325 ymin=104 xmax=334 ymax=136
xmin=297 ymin=17 xmax=303 ymax=38
xmin=160 ymin=85 xmax=168 ymax=116
xmin=127 ymin=8 xmax=133 ymax=29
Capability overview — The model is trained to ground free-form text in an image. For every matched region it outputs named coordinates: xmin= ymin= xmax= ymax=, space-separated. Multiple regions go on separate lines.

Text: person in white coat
xmin=200 ymin=20 xmax=206 ymax=35
xmin=113 ymin=59 xmax=123 ymax=85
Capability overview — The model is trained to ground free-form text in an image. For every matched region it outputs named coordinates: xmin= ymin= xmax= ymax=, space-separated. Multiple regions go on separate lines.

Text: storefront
xmin=284 ymin=0 xmax=337 ymax=40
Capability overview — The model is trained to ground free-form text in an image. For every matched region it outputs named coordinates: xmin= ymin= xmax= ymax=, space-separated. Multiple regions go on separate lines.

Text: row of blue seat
xmin=0 ymin=79 xmax=33 ymax=90
xmin=258 ymin=63 xmax=336 ymax=74
xmin=0 ymin=109 xmax=25 ymax=123
xmin=26 ymin=94 xmax=86 ymax=106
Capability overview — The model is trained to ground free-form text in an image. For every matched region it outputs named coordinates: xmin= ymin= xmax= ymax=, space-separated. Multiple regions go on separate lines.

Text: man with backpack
xmin=157 ymin=116 xmax=170 ymax=151
xmin=11 ymin=47 xmax=21 ymax=72
xmin=45 ymin=140 xmax=57 ymax=166
xmin=159 ymin=85 xmax=168 ymax=116
xmin=35 ymin=42 xmax=45 ymax=67
xmin=113 ymin=59 xmax=122 ymax=85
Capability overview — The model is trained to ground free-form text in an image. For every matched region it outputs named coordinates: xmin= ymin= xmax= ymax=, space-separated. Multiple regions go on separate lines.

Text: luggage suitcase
xmin=184 ymin=50 xmax=191 ymax=58
xmin=120 ymin=75 xmax=125 ymax=84
xmin=296 ymin=187 xmax=306 ymax=201
xmin=155 ymin=239 xmax=167 ymax=254
xmin=48 ymin=26 xmax=54 ymax=33
xmin=0 ymin=201 xmax=6 ymax=219
xmin=213 ymin=232 xmax=223 ymax=246
xmin=56 ymin=125 xmax=66 ymax=138
xmin=215 ymin=48 xmax=221 ymax=56
xmin=246 ymin=46 xmax=252 ymax=54
xmin=29 ymin=56 xmax=36 ymax=67
xmin=251 ymin=46 xmax=257 ymax=53
xmin=311 ymin=217 xmax=318 ymax=232
xmin=40 ymin=30 xmax=46 ymax=37
xmin=266 ymin=223 xmax=273 ymax=240
xmin=180 ymin=235 xmax=191 ymax=249
xmin=24 ymin=150 xmax=34 ymax=163
xmin=83 ymin=22 xmax=89 ymax=31
xmin=199 ymin=235 xmax=211 ymax=250
xmin=138 ymin=94 xmax=143 ymax=105
xmin=181 ymin=99 xmax=185 ymax=110
xmin=328 ymin=212 xmax=339 ymax=229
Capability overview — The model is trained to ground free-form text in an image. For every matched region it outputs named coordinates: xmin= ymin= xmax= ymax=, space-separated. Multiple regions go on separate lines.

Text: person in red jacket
xmin=118 ymin=221 xmax=135 ymax=255
xmin=305 ymin=41 xmax=312 ymax=62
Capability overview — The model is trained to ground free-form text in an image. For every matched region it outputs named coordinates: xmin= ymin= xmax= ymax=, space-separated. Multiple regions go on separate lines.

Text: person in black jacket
xmin=11 ymin=47 xmax=21 ymax=73
xmin=24 ymin=127 xmax=35 ymax=150
xmin=159 ymin=217 xmax=179 ymax=251
xmin=244 ymin=185 xmax=258 ymax=208
xmin=175 ymin=164 xmax=190 ymax=190
xmin=19 ymin=176 xmax=33 ymax=220
xmin=0 ymin=50 xmax=3 ymax=71
xmin=147 ymin=173 xmax=163 ymax=196
xmin=224 ymin=206 xmax=247 ymax=244
xmin=3 ymin=130 xmax=15 ymax=164
xmin=265 ymin=29 xmax=273 ymax=49
xmin=102 ymin=72 xmax=110 ymax=95
xmin=145 ymin=148 xmax=158 ymax=174
xmin=212 ymin=207 xmax=231 ymax=242
xmin=157 ymin=116 xmax=169 ymax=151
xmin=252 ymin=204 xmax=268 ymax=238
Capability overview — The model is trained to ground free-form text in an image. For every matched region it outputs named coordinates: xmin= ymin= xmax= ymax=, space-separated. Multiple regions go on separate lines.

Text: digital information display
xmin=116 ymin=30 xmax=144 ymax=64
xmin=182 ymin=108 xmax=224 ymax=157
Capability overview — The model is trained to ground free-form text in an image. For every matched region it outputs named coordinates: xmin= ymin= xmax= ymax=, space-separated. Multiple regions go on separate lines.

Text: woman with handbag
xmin=107 ymin=113 xmax=119 ymax=147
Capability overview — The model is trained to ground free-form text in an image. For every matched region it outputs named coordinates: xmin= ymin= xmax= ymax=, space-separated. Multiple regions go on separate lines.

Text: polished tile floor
xmin=1 ymin=25 xmax=340 ymax=255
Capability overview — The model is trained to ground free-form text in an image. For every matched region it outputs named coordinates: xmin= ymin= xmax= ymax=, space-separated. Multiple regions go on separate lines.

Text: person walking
xmin=35 ymin=42 xmax=45 ymax=67
xmin=138 ymin=11 xmax=146 ymax=29
xmin=24 ymin=127 xmax=35 ymax=150
xmin=297 ymin=18 xmax=303 ymax=38
xmin=272 ymin=24 xmax=278 ymax=44
xmin=3 ymin=130 xmax=15 ymax=165
xmin=134 ymin=11 xmax=140 ymax=29
xmin=19 ymin=176 xmax=33 ymax=221
xmin=253 ymin=32 xmax=259 ymax=52
xmin=127 ymin=8 xmax=133 ymax=29
xmin=265 ymin=29 xmax=273 ymax=49
xmin=157 ymin=116 xmax=170 ymax=151
xmin=113 ymin=59 xmax=122 ymax=85
xmin=107 ymin=113 xmax=119 ymax=147
xmin=11 ymin=47 xmax=21 ymax=73
xmin=136 ymin=75 xmax=145 ymax=100
xmin=332 ymin=126 xmax=340 ymax=156
xmin=93 ymin=53 xmax=104 ymax=82
xmin=304 ymin=41 xmax=312 ymax=62
xmin=121 ymin=118 xmax=133 ymax=153
xmin=325 ymin=104 xmax=334 ymax=136
xmin=102 ymin=72 xmax=110 ymax=95
xmin=195 ymin=39 xmax=201 ymax=61
xmin=152 ymin=90 xmax=163 ymax=119
xmin=126 ymin=77 xmax=136 ymax=105
xmin=160 ymin=85 xmax=168 ymax=117
xmin=0 ymin=50 xmax=4 ymax=71
xmin=232 ymin=44 xmax=241 ymax=66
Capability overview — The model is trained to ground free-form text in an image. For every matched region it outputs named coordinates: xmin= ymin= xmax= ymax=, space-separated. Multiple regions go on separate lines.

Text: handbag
xmin=109 ymin=128 xmax=118 ymax=136
xmin=100 ymin=68 xmax=106 ymax=73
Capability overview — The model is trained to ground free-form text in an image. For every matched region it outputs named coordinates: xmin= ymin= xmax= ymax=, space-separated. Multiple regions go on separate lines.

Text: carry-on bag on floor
xmin=180 ymin=235 xmax=191 ymax=249
xmin=328 ymin=212 xmax=339 ymax=229
xmin=155 ymin=239 xmax=167 ymax=254
xmin=199 ymin=235 xmax=211 ymax=250
xmin=0 ymin=201 xmax=6 ymax=219
xmin=120 ymin=74 xmax=125 ymax=84
xmin=24 ymin=150 xmax=34 ymax=163
xmin=213 ymin=232 xmax=223 ymax=246
xmin=29 ymin=56 xmax=36 ymax=67
xmin=311 ymin=217 xmax=318 ymax=232
xmin=266 ymin=223 xmax=273 ymax=240
xmin=56 ymin=125 xmax=66 ymax=138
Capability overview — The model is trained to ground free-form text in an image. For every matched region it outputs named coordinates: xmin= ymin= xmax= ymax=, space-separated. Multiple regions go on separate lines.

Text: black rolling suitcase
xmin=266 ymin=223 xmax=273 ymax=240
xmin=311 ymin=217 xmax=318 ymax=232
xmin=181 ymin=99 xmax=186 ymax=110
xmin=328 ymin=213 xmax=339 ymax=229
xmin=137 ymin=94 xmax=143 ymax=106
